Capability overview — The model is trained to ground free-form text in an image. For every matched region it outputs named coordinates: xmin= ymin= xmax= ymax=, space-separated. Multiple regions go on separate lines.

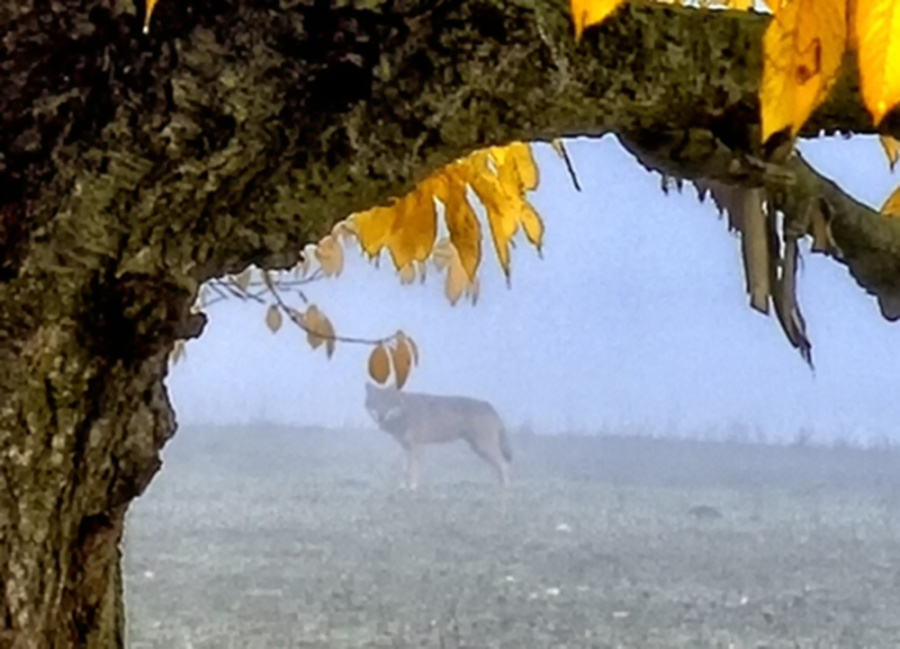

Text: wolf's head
xmin=365 ymin=383 xmax=404 ymax=429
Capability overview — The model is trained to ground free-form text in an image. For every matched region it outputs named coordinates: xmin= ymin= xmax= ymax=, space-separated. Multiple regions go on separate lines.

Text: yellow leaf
xmin=315 ymin=235 xmax=344 ymax=277
xmin=302 ymin=307 xmax=336 ymax=357
xmin=760 ymin=0 xmax=847 ymax=143
xmin=433 ymin=171 xmax=482 ymax=280
xmin=353 ymin=183 xmax=437 ymax=270
xmin=368 ymin=345 xmax=391 ymax=385
xmin=391 ymin=339 xmax=412 ymax=390
xmin=725 ymin=0 xmax=755 ymax=8
xmin=856 ymin=0 xmax=900 ymax=124
xmin=351 ymin=143 xmax=542 ymax=285
xmin=445 ymin=244 xmax=469 ymax=306
xmin=881 ymin=134 xmax=900 ymax=169
xmin=570 ymin=0 xmax=626 ymax=40
xmin=397 ymin=331 xmax=419 ymax=366
xmin=492 ymin=142 xmax=539 ymax=192
xmin=880 ymin=183 xmax=900 ymax=215
xmin=143 ymin=0 xmax=158 ymax=34
xmin=398 ymin=263 xmax=416 ymax=285
xmin=295 ymin=244 xmax=315 ymax=277
xmin=265 ymin=305 xmax=282 ymax=333
xmin=431 ymin=238 xmax=455 ymax=271
xmin=468 ymin=147 xmax=545 ymax=276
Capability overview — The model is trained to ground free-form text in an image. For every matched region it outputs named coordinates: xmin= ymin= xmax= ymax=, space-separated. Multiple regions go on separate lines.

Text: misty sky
xmin=167 ymin=135 xmax=900 ymax=443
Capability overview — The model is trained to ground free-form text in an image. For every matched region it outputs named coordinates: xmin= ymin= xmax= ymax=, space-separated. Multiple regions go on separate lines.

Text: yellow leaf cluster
xmin=760 ymin=0 xmax=846 ymax=141
xmin=760 ymin=0 xmax=900 ymax=138
xmin=350 ymin=142 xmax=543 ymax=296
xmin=367 ymin=331 xmax=420 ymax=389
xmin=571 ymin=0 xmax=900 ymax=143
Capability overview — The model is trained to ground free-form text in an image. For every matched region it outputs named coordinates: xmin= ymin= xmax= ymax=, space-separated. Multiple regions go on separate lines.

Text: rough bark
xmin=1 ymin=0 xmax=899 ymax=647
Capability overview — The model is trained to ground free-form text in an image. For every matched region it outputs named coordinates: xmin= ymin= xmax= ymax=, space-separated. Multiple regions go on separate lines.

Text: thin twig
xmin=267 ymin=282 xmax=400 ymax=347
xmin=199 ymin=268 xmax=400 ymax=347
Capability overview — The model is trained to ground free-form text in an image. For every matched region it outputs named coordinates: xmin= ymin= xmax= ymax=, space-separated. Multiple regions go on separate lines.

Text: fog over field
xmin=166 ymin=135 xmax=900 ymax=443
xmin=126 ymin=135 xmax=900 ymax=648
xmin=125 ymin=425 xmax=900 ymax=649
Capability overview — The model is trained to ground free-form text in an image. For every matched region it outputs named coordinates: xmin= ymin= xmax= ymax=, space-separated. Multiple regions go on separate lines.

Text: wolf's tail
xmin=498 ymin=426 xmax=513 ymax=462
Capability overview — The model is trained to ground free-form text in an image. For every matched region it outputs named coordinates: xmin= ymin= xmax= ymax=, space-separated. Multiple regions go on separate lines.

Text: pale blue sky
xmin=168 ymin=135 xmax=899 ymax=442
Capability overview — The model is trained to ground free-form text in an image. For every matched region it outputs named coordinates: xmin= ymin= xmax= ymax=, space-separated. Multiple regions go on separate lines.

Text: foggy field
xmin=124 ymin=425 xmax=900 ymax=649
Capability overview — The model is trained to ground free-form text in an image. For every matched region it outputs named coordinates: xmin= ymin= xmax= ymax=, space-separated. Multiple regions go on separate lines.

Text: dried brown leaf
xmin=398 ymin=263 xmax=416 ymax=285
xmin=445 ymin=245 xmax=468 ymax=306
xmin=262 ymin=270 xmax=275 ymax=292
xmin=332 ymin=219 xmax=358 ymax=245
xmin=316 ymin=235 xmax=344 ymax=277
xmin=391 ymin=339 xmax=412 ymax=390
xmin=432 ymin=238 xmax=454 ymax=272
xmin=807 ymin=200 xmax=834 ymax=252
xmin=265 ymin=305 xmax=283 ymax=333
xmin=368 ymin=345 xmax=391 ymax=385
xmin=170 ymin=340 xmax=186 ymax=365
xmin=880 ymin=135 xmax=900 ymax=170
xmin=399 ymin=331 xmax=419 ymax=366
xmin=234 ymin=269 xmax=252 ymax=292
xmin=740 ymin=189 xmax=772 ymax=314
xmin=297 ymin=243 xmax=317 ymax=277
xmin=304 ymin=305 xmax=326 ymax=350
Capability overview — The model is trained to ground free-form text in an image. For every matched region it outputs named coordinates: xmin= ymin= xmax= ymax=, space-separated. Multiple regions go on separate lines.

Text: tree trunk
xmin=2 ymin=0 xmax=900 ymax=646
xmin=0 ymin=258 xmax=204 ymax=647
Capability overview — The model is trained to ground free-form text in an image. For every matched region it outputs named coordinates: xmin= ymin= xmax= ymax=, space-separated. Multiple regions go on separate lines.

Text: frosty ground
xmin=123 ymin=425 xmax=900 ymax=648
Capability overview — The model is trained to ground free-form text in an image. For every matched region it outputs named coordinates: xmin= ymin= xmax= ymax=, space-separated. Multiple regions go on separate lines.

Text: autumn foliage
xmin=168 ymin=0 xmax=900 ymax=388
xmin=571 ymin=0 xmax=900 ymax=143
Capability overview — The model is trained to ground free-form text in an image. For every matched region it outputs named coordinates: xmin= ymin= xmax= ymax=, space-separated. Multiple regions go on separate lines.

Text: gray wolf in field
xmin=364 ymin=383 xmax=512 ymax=489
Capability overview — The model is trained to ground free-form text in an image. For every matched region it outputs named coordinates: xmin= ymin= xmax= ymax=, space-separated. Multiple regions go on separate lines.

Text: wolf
xmin=364 ymin=383 xmax=512 ymax=489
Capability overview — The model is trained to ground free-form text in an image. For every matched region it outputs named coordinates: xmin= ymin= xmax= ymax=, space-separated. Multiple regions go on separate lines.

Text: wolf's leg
xmin=405 ymin=444 xmax=422 ymax=490
xmin=468 ymin=434 xmax=510 ymax=486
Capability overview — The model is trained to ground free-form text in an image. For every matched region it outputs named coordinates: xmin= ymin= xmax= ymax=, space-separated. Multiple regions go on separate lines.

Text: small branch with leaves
xmin=174 ymin=260 xmax=424 ymax=389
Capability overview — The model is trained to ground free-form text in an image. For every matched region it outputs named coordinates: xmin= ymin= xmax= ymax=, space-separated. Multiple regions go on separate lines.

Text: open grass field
xmin=123 ymin=425 xmax=900 ymax=649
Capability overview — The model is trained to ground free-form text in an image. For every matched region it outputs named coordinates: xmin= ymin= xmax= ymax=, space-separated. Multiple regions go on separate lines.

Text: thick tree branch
xmin=2 ymin=0 xmax=898 ymax=287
